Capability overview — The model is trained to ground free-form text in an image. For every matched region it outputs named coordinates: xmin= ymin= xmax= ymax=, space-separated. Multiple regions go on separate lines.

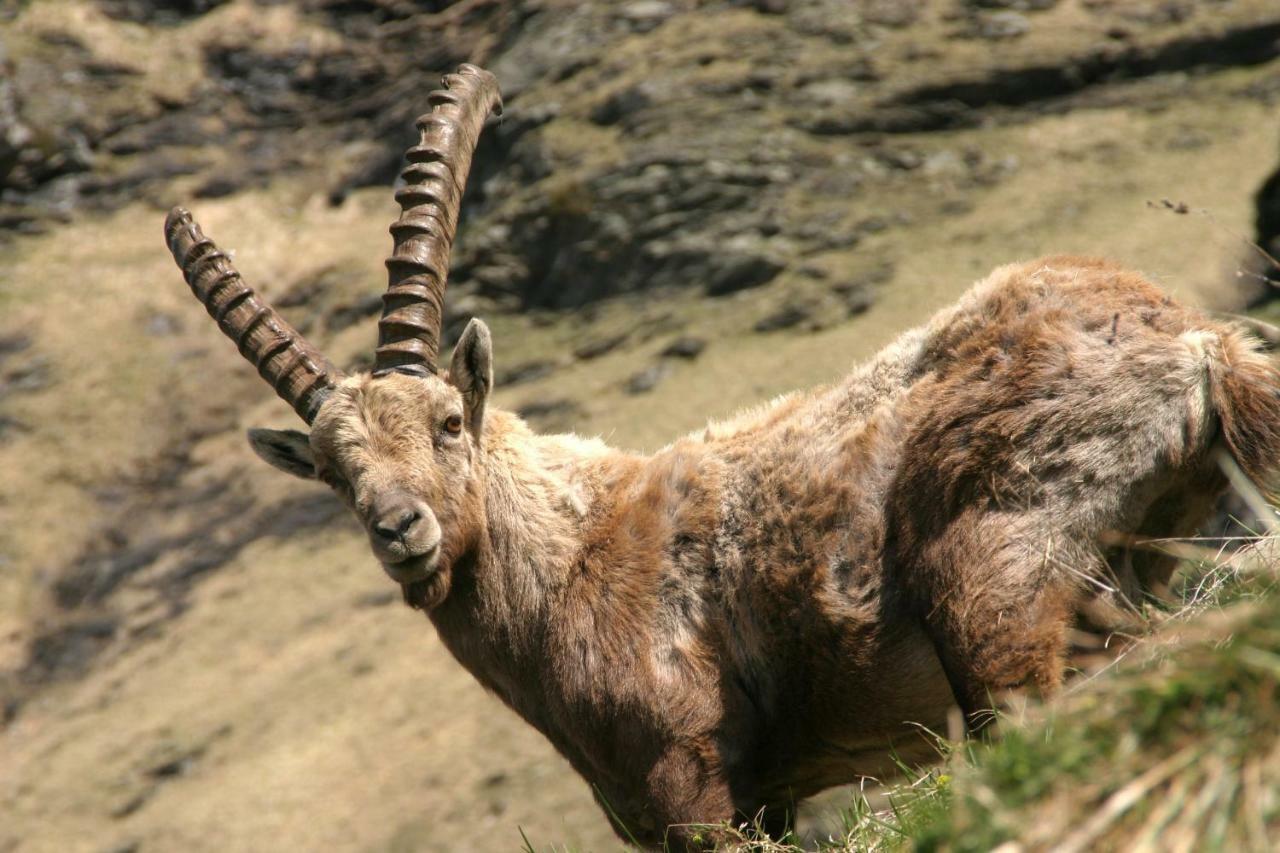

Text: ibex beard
xmin=164 ymin=64 xmax=1280 ymax=850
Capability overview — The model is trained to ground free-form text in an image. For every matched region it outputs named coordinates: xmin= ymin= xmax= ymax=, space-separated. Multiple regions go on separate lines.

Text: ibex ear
xmin=247 ymin=428 xmax=316 ymax=479
xmin=449 ymin=318 xmax=493 ymax=438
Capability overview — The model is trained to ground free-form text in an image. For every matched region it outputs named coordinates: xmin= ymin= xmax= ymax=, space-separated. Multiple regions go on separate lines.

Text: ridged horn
xmin=164 ymin=207 xmax=343 ymax=423
xmin=375 ymin=63 xmax=503 ymax=375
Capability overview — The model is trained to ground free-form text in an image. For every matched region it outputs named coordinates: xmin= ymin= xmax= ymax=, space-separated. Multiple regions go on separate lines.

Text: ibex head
xmin=164 ymin=65 xmax=502 ymax=610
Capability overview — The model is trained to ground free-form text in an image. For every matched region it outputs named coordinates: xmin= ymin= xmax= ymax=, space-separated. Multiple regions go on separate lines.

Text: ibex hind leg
xmin=909 ymin=512 xmax=1081 ymax=736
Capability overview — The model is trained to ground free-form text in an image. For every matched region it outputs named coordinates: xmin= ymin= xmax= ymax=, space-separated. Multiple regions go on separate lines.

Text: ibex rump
xmin=163 ymin=66 xmax=1280 ymax=847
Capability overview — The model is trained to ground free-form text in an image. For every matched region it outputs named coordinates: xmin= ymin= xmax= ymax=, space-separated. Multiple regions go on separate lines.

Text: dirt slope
xmin=3 ymin=1 xmax=1280 ymax=850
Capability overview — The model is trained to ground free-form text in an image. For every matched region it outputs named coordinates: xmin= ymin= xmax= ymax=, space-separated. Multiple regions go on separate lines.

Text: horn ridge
xmin=164 ymin=207 xmax=343 ymax=423
xmin=254 ymin=334 xmax=295 ymax=371
xmin=213 ymin=287 xmax=253 ymax=327
xmin=375 ymin=64 xmax=502 ymax=374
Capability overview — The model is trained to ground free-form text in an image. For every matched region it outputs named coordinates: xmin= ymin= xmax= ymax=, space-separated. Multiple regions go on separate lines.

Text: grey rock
xmin=840 ymin=287 xmax=875 ymax=316
xmin=862 ymin=0 xmax=922 ymax=27
xmin=574 ymin=333 xmax=629 ymax=360
xmin=325 ymin=294 xmax=383 ymax=333
xmin=972 ymin=11 xmax=1031 ymax=40
xmin=702 ymin=243 xmax=786 ymax=296
xmin=275 ymin=273 xmax=330 ymax=309
xmin=99 ymin=0 xmax=230 ymax=26
xmin=619 ymin=1 xmax=675 ymax=33
xmin=0 ymin=413 xmax=28 ymax=443
xmin=21 ymin=617 xmax=118 ymax=684
xmin=625 ymin=363 xmax=671 ymax=394
xmin=144 ymin=312 xmax=183 ymax=337
xmin=799 ymin=78 xmax=862 ymax=108
xmin=590 ymin=84 xmax=655 ymax=127
xmin=97 ymin=841 xmax=139 ymax=853
xmin=0 ymin=355 xmax=52 ymax=397
xmin=517 ymin=398 xmax=582 ymax=432
xmin=874 ymin=148 xmax=924 ymax=171
xmin=660 ymin=336 xmax=707 ymax=359
xmin=1166 ymin=129 xmax=1211 ymax=151
xmin=0 ymin=332 xmax=31 ymax=361
xmin=754 ymin=302 xmax=813 ymax=332
xmin=964 ymin=0 xmax=1057 ymax=9
xmin=923 ymin=149 xmax=965 ymax=177
xmin=496 ymin=359 xmax=559 ymax=386
xmin=193 ymin=175 xmax=242 ymax=199
xmin=750 ymin=0 xmax=790 ymax=14
xmin=354 ymin=590 xmax=397 ymax=608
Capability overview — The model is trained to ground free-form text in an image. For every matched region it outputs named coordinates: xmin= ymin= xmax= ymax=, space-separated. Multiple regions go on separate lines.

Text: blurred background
xmin=2 ymin=1 xmax=1280 ymax=850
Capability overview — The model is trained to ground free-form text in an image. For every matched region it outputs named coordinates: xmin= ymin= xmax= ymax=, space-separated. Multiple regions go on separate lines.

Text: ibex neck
xmin=427 ymin=410 xmax=634 ymax=697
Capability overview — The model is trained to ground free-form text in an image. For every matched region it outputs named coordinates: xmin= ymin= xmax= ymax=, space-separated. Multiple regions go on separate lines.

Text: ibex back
xmin=163 ymin=66 xmax=1280 ymax=848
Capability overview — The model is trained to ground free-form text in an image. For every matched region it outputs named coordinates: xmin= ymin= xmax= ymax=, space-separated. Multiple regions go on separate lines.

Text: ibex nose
xmin=372 ymin=507 xmax=421 ymax=544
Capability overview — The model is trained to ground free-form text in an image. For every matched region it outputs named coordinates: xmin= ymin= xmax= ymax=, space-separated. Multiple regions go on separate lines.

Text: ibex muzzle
xmin=165 ymin=64 xmax=1280 ymax=850
xmin=367 ymin=491 xmax=436 ymax=564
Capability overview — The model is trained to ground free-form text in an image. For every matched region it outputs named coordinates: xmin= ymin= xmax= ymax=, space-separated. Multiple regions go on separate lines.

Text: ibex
xmin=163 ymin=65 xmax=1280 ymax=847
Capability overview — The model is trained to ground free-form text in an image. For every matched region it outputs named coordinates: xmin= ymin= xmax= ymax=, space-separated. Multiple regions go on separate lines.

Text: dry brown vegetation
xmin=4 ymin=1 xmax=1280 ymax=850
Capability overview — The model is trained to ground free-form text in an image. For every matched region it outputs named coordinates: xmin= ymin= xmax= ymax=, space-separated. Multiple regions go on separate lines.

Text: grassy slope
xmin=921 ymin=602 xmax=1280 ymax=851
xmin=2 ymin=2 xmax=1280 ymax=852
xmin=711 ymin=552 xmax=1280 ymax=852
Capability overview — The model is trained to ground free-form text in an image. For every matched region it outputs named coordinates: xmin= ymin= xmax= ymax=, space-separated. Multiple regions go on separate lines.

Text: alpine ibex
xmin=163 ymin=65 xmax=1280 ymax=847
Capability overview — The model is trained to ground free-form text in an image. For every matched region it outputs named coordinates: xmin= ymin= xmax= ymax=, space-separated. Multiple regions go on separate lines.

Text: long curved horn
xmin=164 ymin=207 xmax=343 ymax=423
xmin=375 ymin=64 xmax=502 ymax=375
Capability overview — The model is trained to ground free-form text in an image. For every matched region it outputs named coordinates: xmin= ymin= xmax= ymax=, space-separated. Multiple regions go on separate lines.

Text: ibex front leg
xmin=905 ymin=510 xmax=1077 ymax=735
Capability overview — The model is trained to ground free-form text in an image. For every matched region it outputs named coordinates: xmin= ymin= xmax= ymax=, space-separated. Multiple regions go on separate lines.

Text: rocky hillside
xmin=3 ymin=1 xmax=1280 ymax=850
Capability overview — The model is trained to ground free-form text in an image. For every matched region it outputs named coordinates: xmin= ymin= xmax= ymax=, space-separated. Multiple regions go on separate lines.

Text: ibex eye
xmin=444 ymin=414 xmax=463 ymax=435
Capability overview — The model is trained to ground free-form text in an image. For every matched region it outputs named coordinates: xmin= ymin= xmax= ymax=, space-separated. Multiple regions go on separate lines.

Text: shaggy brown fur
xmin=249 ymin=257 xmax=1280 ymax=848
